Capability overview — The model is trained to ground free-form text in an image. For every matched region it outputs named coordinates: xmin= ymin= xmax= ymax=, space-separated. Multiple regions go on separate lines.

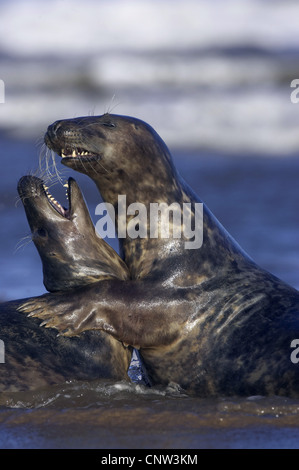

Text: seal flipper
xmin=18 ymin=280 xmax=192 ymax=347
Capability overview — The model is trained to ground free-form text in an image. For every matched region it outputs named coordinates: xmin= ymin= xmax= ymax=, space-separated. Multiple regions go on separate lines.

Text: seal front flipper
xmin=18 ymin=291 xmax=88 ymax=336
xmin=18 ymin=280 xmax=194 ymax=346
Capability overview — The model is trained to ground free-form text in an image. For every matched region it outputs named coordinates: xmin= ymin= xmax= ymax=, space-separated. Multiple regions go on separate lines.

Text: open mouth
xmin=43 ymin=179 xmax=71 ymax=218
xmin=59 ymin=147 xmax=98 ymax=163
xmin=44 ymin=131 xmax=100 ymax=164
xmin=18 ymin=175 xmax=77 ymax=219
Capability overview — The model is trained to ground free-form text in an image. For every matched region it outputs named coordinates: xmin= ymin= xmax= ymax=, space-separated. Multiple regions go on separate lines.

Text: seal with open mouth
xmin=0 ymin=175 xmax=131 ymax=392
xmin=20 ymin=114 xmax=299 ymax=397
xmin=18 ymin=175 xmax=129 ymax=292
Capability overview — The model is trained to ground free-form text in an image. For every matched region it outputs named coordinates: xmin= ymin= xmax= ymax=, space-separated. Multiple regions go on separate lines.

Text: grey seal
xmin=20 ymin=114 xmax=299 ymax=397
xmin=1 ymin=175 xmax=131 ymax=392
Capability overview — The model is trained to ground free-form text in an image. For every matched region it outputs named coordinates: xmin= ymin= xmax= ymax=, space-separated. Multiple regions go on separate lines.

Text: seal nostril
xmin=47 ymin=120 xmax=64 ymax=140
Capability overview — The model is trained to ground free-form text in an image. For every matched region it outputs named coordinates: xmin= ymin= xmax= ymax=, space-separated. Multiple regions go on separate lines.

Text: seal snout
xmin=44 ymin=120 xmax=66 ymax=153
xmin=17 ymin=175 xmax=43 ymax=199
xmin=46 ymin=120 xmax=64 ymax=140
xmin=44 ymin=119 xmax=99 ymax=164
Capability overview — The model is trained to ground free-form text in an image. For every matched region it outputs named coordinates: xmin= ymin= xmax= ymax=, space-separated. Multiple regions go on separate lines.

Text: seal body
xmin=0 ymin=299 xmax=130 ymax=393
xmin=22 ymin=114 xmax=299 ymax=397
xmin=0 ymin=175 xmax=131 ymax=392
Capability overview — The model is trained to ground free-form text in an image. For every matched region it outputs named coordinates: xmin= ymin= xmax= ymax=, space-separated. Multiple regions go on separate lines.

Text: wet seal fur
xmin=1 ymin=175 xmax=131 ymax=392
xmin=20 ymin=114 xmax=299 ymax=397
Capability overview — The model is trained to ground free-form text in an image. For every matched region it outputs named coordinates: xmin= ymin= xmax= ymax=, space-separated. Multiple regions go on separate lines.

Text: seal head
xmin=18 ymin=175 xmax=129 ymax=292
xmin=44 ymin=114 xmax=250 ymax=282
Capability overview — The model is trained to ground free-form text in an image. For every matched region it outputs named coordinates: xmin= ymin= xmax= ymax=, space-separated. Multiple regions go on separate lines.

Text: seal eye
xmin=37 ymin=228 xmax=47 ymax=238
xmin=102 ymin=122 xmax=115 ymax=128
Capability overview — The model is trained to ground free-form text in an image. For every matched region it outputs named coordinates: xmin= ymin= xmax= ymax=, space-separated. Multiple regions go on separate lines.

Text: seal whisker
xmin=87 ymin=158 xmax=110 ymax=175
xmin=30 ymin=165 xmax=54 ymax=183
xmin=40 ymin=147 xmax=51 ymax=178
xmin=78 ymin=155 xmax=103 ymax=176
xmin=104 ymin=95 xmax=121 ymax=115
xmin=35 ymin=134 xmax=44 ymax=148
xmin=14 ymin=194 xmax=23 ymax=207
xmin=88 ymin=106 xmax=96 ymax=117
xmin=14 ymin=234 xmax=33 ymax=253
xmin=38 ymin=143 xmax=48 ymax=174
xmin=39 ymin=146 xmax=62 ymax=183
xmin=50 ymin=150 xmax=63 ymax=184
xmin=99 ymin=162 xmax=111 ymax=174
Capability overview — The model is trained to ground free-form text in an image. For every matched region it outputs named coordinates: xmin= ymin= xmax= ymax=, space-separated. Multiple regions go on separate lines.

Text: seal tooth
xmin=49 ymin=194 xmax=60 ymax=208
xmin=72 ymin=149 xmax=77 ymax=157
xmin=63 ymin=182 xmax=69 ymax=199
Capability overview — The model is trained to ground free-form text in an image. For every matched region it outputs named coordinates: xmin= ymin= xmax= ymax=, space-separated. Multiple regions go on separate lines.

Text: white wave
xmin=0 ymin=0 xmax=299 ymax=56
xmin=0 ymin=0 xmax=299 ymax=154
xmin=89 ymin=54 xmax=288 ymax=88
xmin=1 ymin=87 xmax=299 ymax=154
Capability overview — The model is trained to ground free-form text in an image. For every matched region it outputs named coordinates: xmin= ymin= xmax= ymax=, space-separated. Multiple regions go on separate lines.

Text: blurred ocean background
xmin=0 ymin=0 xmax=299 ymax=450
